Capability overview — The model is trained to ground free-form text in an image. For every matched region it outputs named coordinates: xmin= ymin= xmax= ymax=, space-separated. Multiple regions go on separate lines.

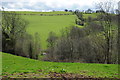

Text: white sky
xmin=1 ymin=0 xmax=119 ymax=11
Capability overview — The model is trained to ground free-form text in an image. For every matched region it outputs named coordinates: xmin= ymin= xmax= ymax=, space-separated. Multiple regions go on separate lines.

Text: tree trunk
xmin=118 ymin=14 xmax=120 ymax=64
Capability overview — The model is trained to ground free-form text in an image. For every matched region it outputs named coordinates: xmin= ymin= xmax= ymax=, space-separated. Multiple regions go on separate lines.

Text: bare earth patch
xmin=2 ymin=72 xmax=120 ymax=80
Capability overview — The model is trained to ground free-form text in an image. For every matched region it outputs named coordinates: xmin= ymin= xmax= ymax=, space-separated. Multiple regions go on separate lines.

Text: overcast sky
xmin=0 ymin=0 xmax=119 ymax=11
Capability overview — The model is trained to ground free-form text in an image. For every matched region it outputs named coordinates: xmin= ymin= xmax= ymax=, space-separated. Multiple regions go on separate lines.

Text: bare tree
xmin=117 ymin=0 xmax=120 ymax=65
xmin=33 ymin=32 xmax=41 ymax=59
xmin=46 ymin=32 xmax=57 ymax=60
xmin=96 ymin=0 xmax=115 ymax=64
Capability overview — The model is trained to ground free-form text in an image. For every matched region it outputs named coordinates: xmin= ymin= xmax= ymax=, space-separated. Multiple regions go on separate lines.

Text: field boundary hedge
xmin=2 ymin=12 xmax=74 ymax=16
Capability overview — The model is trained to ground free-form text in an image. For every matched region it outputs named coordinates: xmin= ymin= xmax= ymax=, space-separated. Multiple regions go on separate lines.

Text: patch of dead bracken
xmin=2 ymin=72 xmax=46 ymax=78
xmin=49 ymin=72 xmax=91 ymax=78
xmin=48 ymin=72 xmax=120 ymax=80
xmin=2 ymin=72 xmax=120 ymax=79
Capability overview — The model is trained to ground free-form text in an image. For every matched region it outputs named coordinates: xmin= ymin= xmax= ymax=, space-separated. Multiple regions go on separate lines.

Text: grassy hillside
xmin=18 ymin=12 xmax=98 ymax=49
xmin=2 ymin=52 xmax=119 ymax=78
xmin=22 ymin=14 xmax=77 ymax=49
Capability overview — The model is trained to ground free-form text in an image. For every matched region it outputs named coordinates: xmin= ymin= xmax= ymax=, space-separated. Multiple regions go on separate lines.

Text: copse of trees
xmin=74 ymin=11 xmax=84 ymax=26
xmin=65 ymin=9 xmax=68 ymax=12
xmin=2 ymin=11 xmax=40 ymax=59
xmin=46 ymin=26 xmax=96 ymax=62
xmin=2 ymin=11 xmax=27 ymax=53
xmin=85 ymin=9 xmax=93 ymax=13
xmin=46 ymin=23 xmax=117 ymax=63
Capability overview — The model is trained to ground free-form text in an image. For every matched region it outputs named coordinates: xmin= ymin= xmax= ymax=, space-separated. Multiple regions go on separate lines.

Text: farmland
xmin=1 ymin=11 xmax=119 ymax=79
xmin=21 ymin=11 xmax=94 ymax=49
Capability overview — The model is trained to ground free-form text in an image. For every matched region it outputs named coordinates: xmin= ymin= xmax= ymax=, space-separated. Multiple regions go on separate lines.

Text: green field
xmin=22 ymin=14 xmax=77 ymax=49
xmin=2 ymin=52 xmax=119 ymax=78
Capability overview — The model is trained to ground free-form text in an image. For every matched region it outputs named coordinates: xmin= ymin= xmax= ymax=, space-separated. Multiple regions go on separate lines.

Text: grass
xmin=83 ymin=13 xmax=98 ymax=19
xmin=2 ymin=52 xmax=119 ymax=78
xmin=22 ymin=14 xmax=77 ymax=49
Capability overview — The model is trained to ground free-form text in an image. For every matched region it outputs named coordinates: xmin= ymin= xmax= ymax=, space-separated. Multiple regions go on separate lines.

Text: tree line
xmin=3 ymin=12 xmax=74 ymax=16
xmin=46 ymin=23 xmax=118 ymax=64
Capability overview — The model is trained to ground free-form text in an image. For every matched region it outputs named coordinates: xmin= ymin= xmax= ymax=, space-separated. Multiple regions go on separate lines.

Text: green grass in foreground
xmin=22 ymin=15 xmax=77 ymax=49
xmin=2 ymin=52 xmax=119 ymax=78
